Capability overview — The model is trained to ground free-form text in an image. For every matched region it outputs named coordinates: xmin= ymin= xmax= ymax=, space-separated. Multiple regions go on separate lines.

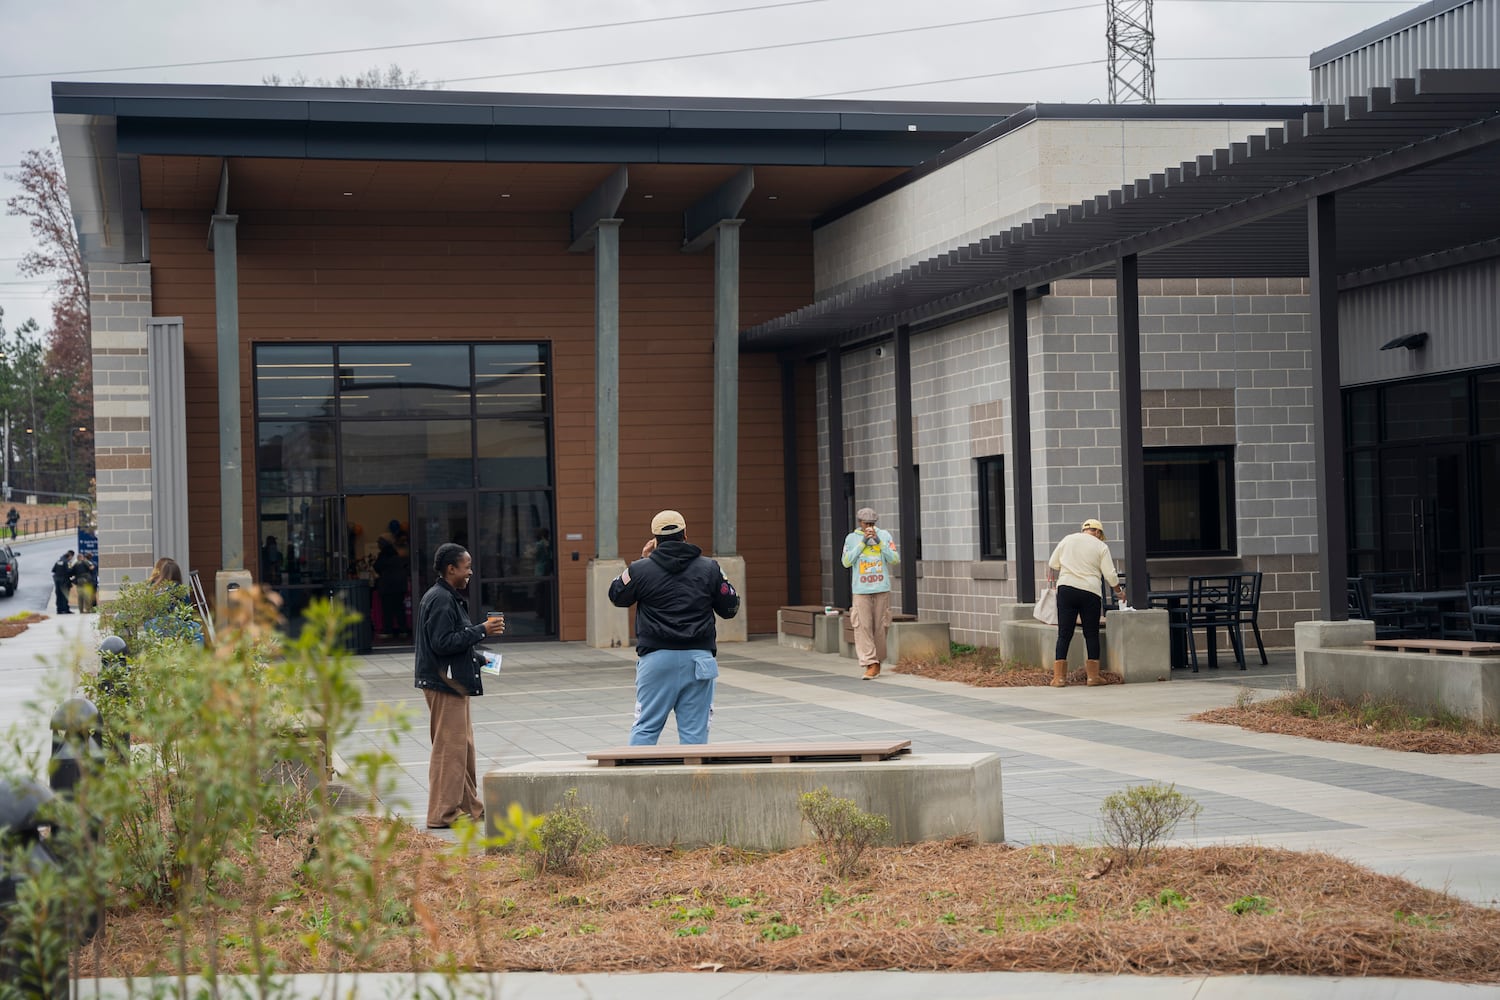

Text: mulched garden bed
xmin=1193 ymin=692 xmax=1500 ymax=755
xmin=895 ymin=646 xmax=1121 ymax=687
xmin=82 ymin=825 xmax=1500 ymax=982
xmin=0 ymin=611 xmax=47 ymax=639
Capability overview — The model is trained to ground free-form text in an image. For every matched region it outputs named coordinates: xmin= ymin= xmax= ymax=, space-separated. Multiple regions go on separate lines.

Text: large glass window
xmin=253 ymin=341 xmax=557 ymax=640
xmin=1143 ymin=446 xmax=1234 ymax=557
xmin=337 ymin=344 xmax=472 ymax=418
xmin=976 ymin=456 xmax=1006 ymax=560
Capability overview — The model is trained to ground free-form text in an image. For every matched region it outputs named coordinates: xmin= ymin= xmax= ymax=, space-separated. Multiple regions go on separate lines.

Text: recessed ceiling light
xmin=342 ymin=191 xmax=354 ymax=196
xmin=768 ymin=195 xmax=778 ymax=201
xmin=500 ymin=193 xmax=510 ymax=198
xmin=643 ymin=194 xmax=654 ymax=199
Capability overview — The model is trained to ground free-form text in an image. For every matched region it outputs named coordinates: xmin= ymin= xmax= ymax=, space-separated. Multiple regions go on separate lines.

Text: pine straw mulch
xmin=81 ymin=820 xmax=1500 ymax=982
xmin=895 ymin=646 xmax=1122 ymax=687
xmin=1193 ymin=693 xmax=1500 ymax=755
xmin=0 ymin=611 xmax=48 ymax=638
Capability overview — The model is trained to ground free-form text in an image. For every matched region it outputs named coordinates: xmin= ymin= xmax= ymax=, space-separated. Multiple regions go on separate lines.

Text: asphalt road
xmin=2 ymin=534 xmax=77 ymax=614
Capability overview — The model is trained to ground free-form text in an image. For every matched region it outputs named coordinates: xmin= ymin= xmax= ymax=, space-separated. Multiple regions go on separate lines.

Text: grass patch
xmin=81 ymin=832 xmax=1500 ymax=982
xmin=1193 ymin=688 xmax=1500 ymax=754
xmin=895 ymin=645 xmax=1121 ymax=687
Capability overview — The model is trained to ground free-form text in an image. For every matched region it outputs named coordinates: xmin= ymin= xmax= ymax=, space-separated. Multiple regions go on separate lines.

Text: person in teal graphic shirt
xmin=841 ymin=506 xmax=900 ymax=679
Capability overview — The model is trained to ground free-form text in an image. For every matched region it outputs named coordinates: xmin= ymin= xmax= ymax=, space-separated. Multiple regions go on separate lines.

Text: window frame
xmin=1142 ymin=444 xmax=1236 ymax=558
xmin=976 ymin=455 xmax=1007 ymax=561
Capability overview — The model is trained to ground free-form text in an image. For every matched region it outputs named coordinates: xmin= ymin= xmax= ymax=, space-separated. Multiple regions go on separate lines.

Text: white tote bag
xmin=1033 ymin=583 xmax=1058 ymax=625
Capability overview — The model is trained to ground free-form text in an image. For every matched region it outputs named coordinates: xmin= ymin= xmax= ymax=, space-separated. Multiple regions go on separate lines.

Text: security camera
xmin=874 ymin=346 xmax=886 ymax=358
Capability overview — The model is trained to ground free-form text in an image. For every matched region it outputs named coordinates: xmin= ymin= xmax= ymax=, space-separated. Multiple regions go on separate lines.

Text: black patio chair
xmin=1472 ymin=606 xmax=1500 ymax=643
xmin=1235 ymin=570 xmax=1267 ymax=664
xmin=1172 ymin=574 xmax=1245 ymax=672
xmin=1347 ymin=576 xmax=1425 ymax=639
xmin=1468 ymin=580 xmax=1500 ymax=609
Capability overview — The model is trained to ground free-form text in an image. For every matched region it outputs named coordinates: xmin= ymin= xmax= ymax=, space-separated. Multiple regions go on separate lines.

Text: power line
xmin=808 ymin=59 xmax=1106 ymax=98
xmin=0 ymin=0 xmax=835 ymax=81
xmin=434 ymin=5 xmax=1102 ymax=85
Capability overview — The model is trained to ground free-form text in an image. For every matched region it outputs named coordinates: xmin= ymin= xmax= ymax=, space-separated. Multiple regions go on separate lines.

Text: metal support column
xmin=1310 ymin=194 xmax=1348 ymax=620
xmin=712 ymin=220 xmax=744 ymax=557
xmin=1117 ymin=254 xmax=1149 ymax=600
xmin=893 ymin=324 xmax=918 ymax=616
xmin=780 ymin=359 xmax=802 ymax=606
xmin=595 ymin=219 xmax=622 ymax=560
xmin=1008 ymin=289 xmax=1036 ymax=604
xmin=210 ymin=215 xmax=243 ymax=571
xmin=827 ymin=346 xmax=851 ymax=610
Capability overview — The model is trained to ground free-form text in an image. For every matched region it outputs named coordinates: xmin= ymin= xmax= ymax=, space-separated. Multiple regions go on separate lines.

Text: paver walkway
xmin=348 ymin=637 xmax=1500 ymax=907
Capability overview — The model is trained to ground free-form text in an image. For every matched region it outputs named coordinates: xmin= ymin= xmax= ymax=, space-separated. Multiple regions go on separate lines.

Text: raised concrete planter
xmin=999 ymin=619 xmax=1108 ymax=672
xmin=1302 ymin=647 xmax=1500 ymax=725
xmin=483 ymin=752 xmax=1004 ymax=850
xmin=888 ymin=620 xmax=950 ymax=663
xmin=776 ymin=607 xmax=843 ymax=654
xmin=839 ymin=612 xmax=917 ymax=660
xmin=813 ymin=611 xmax=842 ymax=654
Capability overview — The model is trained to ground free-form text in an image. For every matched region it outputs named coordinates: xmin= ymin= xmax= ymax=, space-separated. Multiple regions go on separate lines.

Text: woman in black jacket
xmin=414 ymin=543 xmax=505 ymax=829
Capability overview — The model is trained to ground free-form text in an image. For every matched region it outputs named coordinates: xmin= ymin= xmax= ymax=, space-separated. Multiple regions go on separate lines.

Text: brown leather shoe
xmin=862 ymin=664 xmax=881 ymax=679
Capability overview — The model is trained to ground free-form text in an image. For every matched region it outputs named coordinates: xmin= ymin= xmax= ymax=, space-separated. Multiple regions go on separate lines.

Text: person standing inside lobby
xmin=1046 ymin=518 xmax=1125 ymax=688
xmin=414 ymin=542 xmax=505 ymax=829
xmin=841 ymin=507 xmax=900 ymax=680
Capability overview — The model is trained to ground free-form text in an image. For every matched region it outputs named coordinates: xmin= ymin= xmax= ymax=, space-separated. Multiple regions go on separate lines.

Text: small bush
xmin=798 ymin=787 xmax=890 ymax=879
xmin=535 ymin=789 xmax=607 ymax=875
xmin=1099 ymin=782 xmax=1201 ymax=868
xmin=1228 ymin=894 xmax=1275 ymax=916
xmin=1233 ymin=687 xmax=1256 ymax=710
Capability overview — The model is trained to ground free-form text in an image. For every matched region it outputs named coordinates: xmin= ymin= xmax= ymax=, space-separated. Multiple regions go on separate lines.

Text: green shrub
xmin=798 ymin=787 xmax=891 ymax=879
xmin=535 ymin=789 xmax=607 ymax=875
xmin=1228 ymin=894 xmax=1275 ymax=916
xmin=95 ymin=578 xmax=203 ymax=657
xmin=1099 ymin=782 xmax=1201 ymax=868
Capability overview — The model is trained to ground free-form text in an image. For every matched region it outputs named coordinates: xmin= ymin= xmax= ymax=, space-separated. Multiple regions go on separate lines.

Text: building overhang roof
xmin=739 ymin=69 xmax=1500 ymax=353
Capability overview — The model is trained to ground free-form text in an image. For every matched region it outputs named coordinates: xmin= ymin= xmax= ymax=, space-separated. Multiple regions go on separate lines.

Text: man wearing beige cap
xmin=1046 ymin=518 xmax=1124 ymax=688
xmin=841 ymin=506 xmax=901 ymax=679
xmin=609 ymin=510 xmax=740 ymax=745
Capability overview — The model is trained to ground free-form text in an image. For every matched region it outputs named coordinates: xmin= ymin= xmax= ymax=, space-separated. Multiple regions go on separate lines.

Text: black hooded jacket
xmin=413 ymin=579 xmax=487 ymax=697
xmin=608 ymin=540 xmax=740 ymax=656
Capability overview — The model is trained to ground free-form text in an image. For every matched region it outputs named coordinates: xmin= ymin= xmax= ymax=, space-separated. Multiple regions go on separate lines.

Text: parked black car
xmin=0 ymin=544 xmax=18 ymax=597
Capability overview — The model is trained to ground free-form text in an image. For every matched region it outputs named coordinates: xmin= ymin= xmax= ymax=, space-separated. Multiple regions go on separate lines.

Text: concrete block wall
xmin=814 ymin=118 xmax=1284 ymax=299
xmin=812 ymin=278 xmax=1320 ymax=649
xmin=88 ymin=263 xmax=157 ymax=597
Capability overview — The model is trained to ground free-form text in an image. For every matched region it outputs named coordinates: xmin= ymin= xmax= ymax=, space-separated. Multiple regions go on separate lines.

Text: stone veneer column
xmin=88 ymin=263 xmax=156 ymax=598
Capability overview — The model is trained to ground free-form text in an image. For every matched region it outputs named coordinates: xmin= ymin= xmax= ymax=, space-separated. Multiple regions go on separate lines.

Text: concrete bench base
xmin=995 ymin=607 xmax=1170 ymax=682
xmin=888 ymin=620 xmax=951 ymax=663
xmin=1303 ymin=647 xmax=1500 ymax=725
xmin=777 ymin=608 xmax=842 ymax=654
xmin=483 ymin=752 xmax=1004 ymax=850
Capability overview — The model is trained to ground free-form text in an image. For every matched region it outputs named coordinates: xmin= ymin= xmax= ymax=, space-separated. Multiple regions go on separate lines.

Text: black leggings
xmin=1055 ymin=585 xmax=1102 ymax=660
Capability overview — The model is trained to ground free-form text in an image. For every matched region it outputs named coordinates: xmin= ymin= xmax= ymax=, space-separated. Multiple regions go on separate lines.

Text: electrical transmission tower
xmin=1106 ymin=0 xmax=1156 ymax=104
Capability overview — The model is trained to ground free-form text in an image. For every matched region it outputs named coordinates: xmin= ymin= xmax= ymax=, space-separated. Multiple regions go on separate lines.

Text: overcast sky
xmin=0 ymin=0 xmax=1415 ymax=325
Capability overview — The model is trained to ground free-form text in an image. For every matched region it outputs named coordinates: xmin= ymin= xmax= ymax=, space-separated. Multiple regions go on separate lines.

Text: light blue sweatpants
xmin=629 ymin=647 xmax=717 ymax=746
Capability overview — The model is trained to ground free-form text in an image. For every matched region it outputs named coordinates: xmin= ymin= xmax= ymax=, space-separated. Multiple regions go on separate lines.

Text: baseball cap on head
xmin=856 ymin=507 xmax=878 ymax=524
xmin=1081 ymin=518 xmax=1106 ymax=538
xmin=651 ymin=510 xmax=686 ymax=535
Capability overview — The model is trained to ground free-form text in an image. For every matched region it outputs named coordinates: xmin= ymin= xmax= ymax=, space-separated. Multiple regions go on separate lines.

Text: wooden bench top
xmin=587 ymin=739 xmax=913 ymax=767
xmin=1363 ymin=639 xmax=1500 ymax=657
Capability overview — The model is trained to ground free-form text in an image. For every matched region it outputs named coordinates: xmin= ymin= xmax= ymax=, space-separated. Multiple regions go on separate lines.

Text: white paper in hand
xmin=480 ymin=650 xmax=503 ymax=676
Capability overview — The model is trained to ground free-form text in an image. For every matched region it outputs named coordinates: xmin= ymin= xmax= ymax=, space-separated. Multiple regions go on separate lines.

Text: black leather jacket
xmin=414 ymin=579 xmax=487 ymax=697
xmin=608 ymin=540 xmax=740 ymax=656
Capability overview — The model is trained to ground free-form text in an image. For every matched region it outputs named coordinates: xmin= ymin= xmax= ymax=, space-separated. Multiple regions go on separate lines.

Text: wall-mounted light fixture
xmin=1379 ymin=332 xmax=1429 ymax=351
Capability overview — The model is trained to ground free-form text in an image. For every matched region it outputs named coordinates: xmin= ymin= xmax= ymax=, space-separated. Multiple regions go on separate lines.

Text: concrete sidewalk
xmin=5 ymin=620 xmax=1498 ymax=998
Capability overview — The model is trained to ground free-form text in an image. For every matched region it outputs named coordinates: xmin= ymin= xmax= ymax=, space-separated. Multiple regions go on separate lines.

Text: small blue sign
xmin=77 ymin=528 xmax=99 ymax=561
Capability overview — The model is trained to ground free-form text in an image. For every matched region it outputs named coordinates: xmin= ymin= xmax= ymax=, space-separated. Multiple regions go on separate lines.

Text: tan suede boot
xmin=1050 ymin=660 xmax=1068 ymax=687
xmin=1085 ymin=659 xmax=1103 ymax=686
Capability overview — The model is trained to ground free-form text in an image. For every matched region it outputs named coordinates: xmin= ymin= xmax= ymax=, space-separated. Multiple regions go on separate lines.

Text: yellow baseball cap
xmin=651 ymin=510 xmax=686 ymax=535
xmin=1081 ymin=518 xmax=1106 ymax=538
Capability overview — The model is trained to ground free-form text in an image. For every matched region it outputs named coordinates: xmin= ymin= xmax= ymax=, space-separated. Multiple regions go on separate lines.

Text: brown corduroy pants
xmin=425 ymin=687 xmax=483 ymax=828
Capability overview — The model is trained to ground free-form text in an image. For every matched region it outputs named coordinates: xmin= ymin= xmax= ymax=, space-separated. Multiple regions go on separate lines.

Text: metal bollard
xmin=49 ymin=697 xmax=104 ymax=798
xmin=96 ymin=635 xmax=131 ymax=757
xmin=0 ymin=777 xmax=68 ymax=1000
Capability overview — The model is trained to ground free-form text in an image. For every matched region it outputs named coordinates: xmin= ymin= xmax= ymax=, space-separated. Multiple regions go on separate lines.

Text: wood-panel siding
xmin=148 ymin=202 xmax=819 ymax=638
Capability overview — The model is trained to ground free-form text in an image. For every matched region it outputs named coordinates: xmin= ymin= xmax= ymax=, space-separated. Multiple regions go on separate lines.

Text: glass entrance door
xmin=1382 ymin=444 xmax=1470 ymax=588
xmin=411 ymin=494 xmax=478 ymax=622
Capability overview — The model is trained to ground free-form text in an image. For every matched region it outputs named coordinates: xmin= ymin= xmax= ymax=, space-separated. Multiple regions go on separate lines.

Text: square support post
xmin=587 ymin=219 xmax=629 ymax=649
xmin=827 ymin=345 xmax=851 ymax=610
xmin=1007 ymin=288 xmax=1036 ymax=604
xmin=780 ymin=359 xmax=801 ymax=606
xmin=210 ymin=214 xmax=243 ymax=572
xmin=712 ymin=220 xmax=744 ymax=558
xmin=1117 ymin=254 xmax=1149 ymax=600
xmin=893 ymin=324 xmax=918 ymax=616
xmin=1310 ymin=194 xmax=1349 ymax=621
